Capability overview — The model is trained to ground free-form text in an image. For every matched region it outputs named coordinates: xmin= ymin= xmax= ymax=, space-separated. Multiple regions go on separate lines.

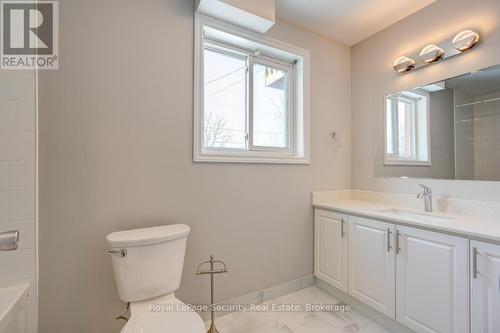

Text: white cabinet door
xmin=348 ymin=216 xmax=396 ymax=318
xmin=396 ymin=226 xmax=469 ymax=333
xmin=471 ymin=240 xmax=500 ymax=333
xmin=314 ymin=209 xmax=348 ymax=292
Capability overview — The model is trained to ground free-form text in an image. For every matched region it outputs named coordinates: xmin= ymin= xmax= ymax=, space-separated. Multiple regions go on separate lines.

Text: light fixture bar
xmin=393 ymin=29 xmax=480 ymax=74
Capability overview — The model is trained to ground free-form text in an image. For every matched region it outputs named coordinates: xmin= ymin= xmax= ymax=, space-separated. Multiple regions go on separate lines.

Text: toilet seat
xmin=121 ymin=310 xmax=206 ymax=333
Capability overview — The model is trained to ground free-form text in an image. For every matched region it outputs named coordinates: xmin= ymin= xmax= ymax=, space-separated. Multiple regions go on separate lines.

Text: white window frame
xmin=194 ymin=13 xmax=310 ymax=164
xmin=384 ymin=92 xmax=431 ymax=166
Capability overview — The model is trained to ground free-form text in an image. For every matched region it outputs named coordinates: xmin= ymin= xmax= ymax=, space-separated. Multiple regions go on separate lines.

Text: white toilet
xmin=107 ymin=224 xmax=206 ymax=333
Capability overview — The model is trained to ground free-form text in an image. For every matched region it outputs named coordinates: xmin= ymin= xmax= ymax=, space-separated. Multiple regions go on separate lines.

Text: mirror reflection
xmin=375 ymin=64 xmax=500 ymax=181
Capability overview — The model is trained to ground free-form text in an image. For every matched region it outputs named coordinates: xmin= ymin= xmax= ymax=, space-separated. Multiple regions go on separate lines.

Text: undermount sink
xmin=377 ymin=209 xmax=454 ymax=223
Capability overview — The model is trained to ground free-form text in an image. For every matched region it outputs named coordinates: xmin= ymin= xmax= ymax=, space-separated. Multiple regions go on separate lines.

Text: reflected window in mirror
xmin=375 ymin=64 xmax=500 ymax=181
xmin=384 ymin=91 xmax=430 ymax=165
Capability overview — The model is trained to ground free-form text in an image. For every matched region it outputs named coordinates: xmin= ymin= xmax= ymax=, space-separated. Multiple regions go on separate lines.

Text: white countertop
xmin=314 ymin=200 xmax=500 ymax=244
xmin=0 ymin=283 xmax=30 ymax=326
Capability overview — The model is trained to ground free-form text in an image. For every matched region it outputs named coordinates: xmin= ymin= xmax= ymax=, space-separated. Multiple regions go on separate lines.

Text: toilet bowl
xmin=123 ymin=311 xmax=205 ymax=333
xmin=122 ymin=293 xmax=205 ymax=333
xmin=107 ymin=224 xmax=205 ymax=333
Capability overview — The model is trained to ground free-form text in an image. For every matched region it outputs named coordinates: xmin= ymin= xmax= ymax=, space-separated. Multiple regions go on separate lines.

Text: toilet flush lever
xmin=0 ymin=230 xmax=19 ymax=251
xmin=108 ymin=249 xmax=127 ymax=257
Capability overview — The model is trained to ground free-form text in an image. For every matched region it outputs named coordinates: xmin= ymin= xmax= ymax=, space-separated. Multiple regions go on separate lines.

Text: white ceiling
xmin=275 ymin=0 xmax=436 ymax=46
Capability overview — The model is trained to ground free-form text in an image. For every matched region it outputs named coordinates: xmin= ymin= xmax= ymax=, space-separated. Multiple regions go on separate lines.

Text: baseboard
xmin=316 ymin=278 xmax=415 ymax=333
xmin=199 ymin=275 xmax=315 ymax=321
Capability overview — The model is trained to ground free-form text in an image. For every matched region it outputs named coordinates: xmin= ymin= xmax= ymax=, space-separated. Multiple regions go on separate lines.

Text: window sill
xmin=384 ymin=160 xmax=432 ymax=167
xmin=194 ymin=151 xmax=310 ymax=164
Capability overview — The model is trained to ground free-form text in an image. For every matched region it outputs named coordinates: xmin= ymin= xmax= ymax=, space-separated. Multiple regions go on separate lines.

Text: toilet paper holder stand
xmin=196 ymin=255 xmax=227 ymax=333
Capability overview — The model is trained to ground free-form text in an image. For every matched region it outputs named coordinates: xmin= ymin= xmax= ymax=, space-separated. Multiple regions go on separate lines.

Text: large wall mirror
xmin=375 ymin=64 xmax=500 ymax=181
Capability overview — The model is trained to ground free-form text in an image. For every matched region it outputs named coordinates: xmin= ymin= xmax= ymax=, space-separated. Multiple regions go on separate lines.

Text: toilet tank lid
xmin=107 ymin=224 xmax=190 ymax=248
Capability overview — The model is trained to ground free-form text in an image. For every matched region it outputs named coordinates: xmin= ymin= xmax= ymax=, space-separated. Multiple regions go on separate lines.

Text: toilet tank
xmin=106 ymin=224 xmax=190 ymax=302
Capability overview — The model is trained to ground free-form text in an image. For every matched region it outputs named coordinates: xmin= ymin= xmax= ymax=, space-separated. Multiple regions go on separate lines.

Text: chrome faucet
xmin=417 ymin=184 xmax=433 ymax=212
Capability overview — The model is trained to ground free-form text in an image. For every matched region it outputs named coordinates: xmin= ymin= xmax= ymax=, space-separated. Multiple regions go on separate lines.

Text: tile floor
xmin=206 ymin=287 xmax=392 ymax=333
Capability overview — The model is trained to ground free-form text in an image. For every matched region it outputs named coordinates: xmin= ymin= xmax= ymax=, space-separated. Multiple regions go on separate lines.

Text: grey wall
xmin=374 ymin=88 xmax=455 ymax=179
xmin=352 ymin=0 xmax=500 ymax=200
xmin=37 ymin=0 xmax=351 ymax=332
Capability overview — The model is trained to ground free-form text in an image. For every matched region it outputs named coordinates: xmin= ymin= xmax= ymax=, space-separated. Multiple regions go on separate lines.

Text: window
xmin=194 ymin=14 xmax=310 ymax=164
xmin=384 ymin=91 xmax=430 ymax=165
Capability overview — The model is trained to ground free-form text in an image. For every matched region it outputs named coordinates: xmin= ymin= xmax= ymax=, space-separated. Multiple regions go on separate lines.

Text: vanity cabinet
xmin=395 ymin=226 xmax=469 ymax=333
xmin=314 ymin=209 xmax=348 ymax=292
xmin=471 ymin=240 xmax=500 ymax=333
xmin=314 ymin=209 xmax=471 ymax=333
xmin=348 ymin=216 xmax=396 ymax=318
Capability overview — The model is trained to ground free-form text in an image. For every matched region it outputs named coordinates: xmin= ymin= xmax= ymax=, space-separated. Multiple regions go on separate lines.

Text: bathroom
xmin=0 ymin=0 xmax=499 ymax=332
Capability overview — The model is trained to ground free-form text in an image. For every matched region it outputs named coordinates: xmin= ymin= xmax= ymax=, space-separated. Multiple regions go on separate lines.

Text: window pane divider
xmin=248 ymin=55 xmax=254 ymax=150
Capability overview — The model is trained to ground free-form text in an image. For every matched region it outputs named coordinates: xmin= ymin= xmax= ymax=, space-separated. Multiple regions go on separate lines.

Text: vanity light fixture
xmin=452 ymin=30 xmax=480 ymax=52
xmin=393 ymin=29 xmax=480 ymax=74
xmin=393 ymin=56 xmax=415 ymax=73
xmin=420 ymin=44 xmax=445 ymax=63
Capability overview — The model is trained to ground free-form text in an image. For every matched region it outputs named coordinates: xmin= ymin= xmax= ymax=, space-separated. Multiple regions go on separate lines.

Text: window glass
xmin=397 ymin=100 xmax=414 ymax=159
xmin=252 ymin=63 xmax=289 ymax=148
xmin=203 ymin=48 xmax=247 ymax=149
